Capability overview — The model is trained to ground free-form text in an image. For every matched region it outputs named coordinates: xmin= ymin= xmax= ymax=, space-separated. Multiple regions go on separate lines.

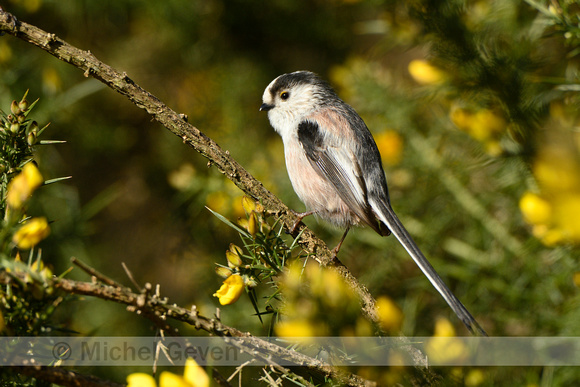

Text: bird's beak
xmin=259 ymin=103 xmax=274 ymax=112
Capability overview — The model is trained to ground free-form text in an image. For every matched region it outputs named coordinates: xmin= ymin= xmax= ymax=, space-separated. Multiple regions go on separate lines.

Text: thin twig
xmin=121 ymin=261 xmax=143 ymax=291
xmin=71 ymin=257 xmax=122 ymax=288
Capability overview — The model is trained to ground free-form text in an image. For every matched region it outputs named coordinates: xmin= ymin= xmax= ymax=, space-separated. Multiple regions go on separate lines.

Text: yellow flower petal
xmin=183 ymin=358 xmax=210 ymax=387
xmin=408 ymin=60 xmax=445 ymax=85
xmin=159 ymin=372 xmax=190 ymax=387
xmin=6 ymin=163 xmax=43 ymax=209
xmin=247 ymin=212 xmax=258 ymax=237
xmin=552 ymin=194 xmax=580 ymax=242
xmin=275 ymin=320 xmax=330 ymax=344
xmin=433 ymin=317 xmax=456 ymax=337
xmin=450 ymin=107 xmax=473 ymax=132
xmin=127 ymin=373 xmax=157 ymax=387
xmin=12 ymin=217 xmax=51 ymax=249
xmin=275 ymin=320 xmax=316 ymax=338
xmin=534 ymin=149 xmax=580 ymax=193
xmin=375 ymin=130 xmax=404 ymax=166
xmin=241 ymin=196 xmax=257 ymax=214
xmin=213 ymin=274 xmax=244 ymax=305
xmin=425 ymin=318 xmax=468 ymax=363
xmin=376 ymin=296 xmax=403 ymax=332
xmin=519 ymin=192 xmax=552 ymax=225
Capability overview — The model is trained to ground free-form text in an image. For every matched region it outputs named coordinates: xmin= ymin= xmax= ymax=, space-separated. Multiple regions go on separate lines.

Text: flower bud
xmin=226 ymin=250 xmax=242 ymax=268
xmin=244 ymin=275 xmax=258 ymax=288
xmin=247 ymin=212 xmax=258 ymax=237
xmin=27 ymin=121 xmax=39 ymax=136
xmin=10 ymin=122 xmax=20 ymax=134
xmin=27 ymin=131 xmax=37 ymax=146
xmin=215 ymin=266 xmax=232 ymax=278
xmin=18 ymin=99 xmax=29 ymax=112
xmin=229 ymin=243 xmax=243 ymax=256
xmin=10 ymin=100 xmax=21 ymax=116
xmin=241 ymin=196 xmax=256 ymax=214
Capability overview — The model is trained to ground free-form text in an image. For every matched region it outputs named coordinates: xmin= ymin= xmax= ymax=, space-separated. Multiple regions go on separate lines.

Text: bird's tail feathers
xmin=372 ymin=200 xmax=487 ymax=336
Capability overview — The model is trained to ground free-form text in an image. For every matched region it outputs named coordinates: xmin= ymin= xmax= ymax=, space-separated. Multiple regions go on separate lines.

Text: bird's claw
xmin=287 ymin=210 xmax=315 ymax=234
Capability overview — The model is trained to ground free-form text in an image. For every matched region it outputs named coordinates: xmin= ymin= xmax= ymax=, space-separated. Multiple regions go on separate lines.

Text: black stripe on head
xmin=297 ymin=120 xmax=323 ymax=156
xmin=269 ymin=71 xmax=333 ymax=100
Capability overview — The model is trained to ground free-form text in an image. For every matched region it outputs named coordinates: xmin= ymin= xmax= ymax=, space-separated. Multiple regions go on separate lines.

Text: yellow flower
xmin=450 ymin=107 xmax=506 ymax=142
xmin=425 ymin=318 xmax=468 ymax=364
xmin=433 ymin=317 xmax=456 ymax=337
xmin=12 ymin=217 xmax=50 ymax=249
xmin=450 ymin=107 xmax=472 ymax=132
xmin=552 ymin=193 xmax=580 ymax=242
xmin=309 ymin=264 xmax=348 ymax=308
xmin=519 ymin=192 xmax=552 ymax=225
xmin=275 ymin=320 xmax=329 ymax=343
xmin=375 ymin=130 xmax=404 ymax=166
xmin=408 ymin=59 xmax=445 ymax=85
xmin=276 ymin=261 xmax=366 ymax=340
xmin=376 ymin=296 xmax=403 ymax=332
xmin=533 ymin=148 xmax=580 ymax=193
xmin=471 ymin=109 xmax=506 ymax=140
xmin=159 ymin=371 xmax=194 ymax=387
xmin=213 ymin=274 xmax=244 ymax=305
xmin=127 ymin=358 xmax=209 ymax=387
xmin=465 ymin=369 xmax=485 ymax=386
xmin=127 ymin=373 xmax=157 ymax=387
xmin=6 ymin=163 xmax=43 ymax=209
xmin=183 ymin=358 xmax=210 ymax=387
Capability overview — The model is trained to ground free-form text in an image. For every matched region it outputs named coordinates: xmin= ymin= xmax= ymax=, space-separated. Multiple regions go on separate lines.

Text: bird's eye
xmin=280 ymin=91 xmax=289 ymax=100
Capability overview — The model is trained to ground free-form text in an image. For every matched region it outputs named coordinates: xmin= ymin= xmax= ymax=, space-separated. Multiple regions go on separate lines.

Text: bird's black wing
xmin=297 ymin=119 xmax=386 ymax=235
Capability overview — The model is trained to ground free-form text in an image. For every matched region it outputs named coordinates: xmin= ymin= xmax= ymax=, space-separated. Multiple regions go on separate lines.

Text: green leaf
xmin=205 ymin=206 xmax=250 ymax=237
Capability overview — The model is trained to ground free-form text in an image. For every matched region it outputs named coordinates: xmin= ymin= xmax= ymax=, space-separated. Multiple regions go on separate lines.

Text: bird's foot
xmin=288 ymin=210 xmax=315 ymax=234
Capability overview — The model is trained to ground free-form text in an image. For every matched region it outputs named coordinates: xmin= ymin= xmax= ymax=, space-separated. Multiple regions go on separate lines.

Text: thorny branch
xmin=0 ymin=7 xmax=434 ymax=384
xmin=0 ymin=269 xmax=376 ymax=387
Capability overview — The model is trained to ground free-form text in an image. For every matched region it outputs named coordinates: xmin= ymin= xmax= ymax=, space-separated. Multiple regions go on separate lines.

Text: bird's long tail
xmin=372 ymin=200 xmax=487 ymax=336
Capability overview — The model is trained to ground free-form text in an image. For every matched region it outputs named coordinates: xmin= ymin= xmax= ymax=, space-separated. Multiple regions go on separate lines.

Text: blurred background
xmin=1 ymin=0 xmax=580 ymax=385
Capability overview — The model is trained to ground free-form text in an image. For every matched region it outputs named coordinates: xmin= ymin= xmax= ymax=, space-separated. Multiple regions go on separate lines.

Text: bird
xmin=259 ymin=70 xmax=487 ymax=336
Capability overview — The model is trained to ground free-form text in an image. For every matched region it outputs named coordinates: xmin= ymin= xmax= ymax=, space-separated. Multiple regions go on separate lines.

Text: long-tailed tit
xmin=260 ymin=71 xmax=486 ymax=336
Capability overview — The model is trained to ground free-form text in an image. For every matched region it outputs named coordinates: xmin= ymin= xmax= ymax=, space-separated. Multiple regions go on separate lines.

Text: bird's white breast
xmin=281 ymin=133 xmax=360 ymax=229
